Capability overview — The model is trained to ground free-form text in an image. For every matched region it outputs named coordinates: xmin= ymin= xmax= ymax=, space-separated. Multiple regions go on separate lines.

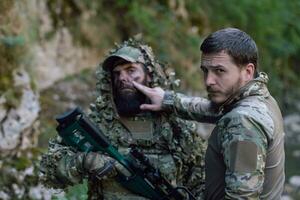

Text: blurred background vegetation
xmin=1 ymin=0 xmax=300 ymax=199
xmin=42 ymin=0 xmax=300 ymax=111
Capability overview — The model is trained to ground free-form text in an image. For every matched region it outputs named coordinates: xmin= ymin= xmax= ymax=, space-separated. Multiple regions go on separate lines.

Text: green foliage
xmin=0 ymin=37 xmax=25 ymax=92
xmin=194 ymin=0 xmax=300 ymax=112
xmin=285 ymin=144 xmax=300 ymax=179
xmin=44 ymin=0 xmax=117 ymax=49
xmin=52 ymin=181 xmax=88 ymax=200
xmin=42 ymin=0 xmax=204 ymax=90
xmin=42 ymin=0 xmax=300 ymax=105
xmin=2 ymin=0 xmax=298 ymax=110
xmin=108 ymin=0 xmax=204 ymax=90
xmin=0 ymin=0 xmax=14 ymax=14
xmin=0 ymin=1 xmax=27 ymax=109
xmin=8 ymin=156 xmax=32 ymax=171
xmin=1 ymin=36 xmax=25 ymax=47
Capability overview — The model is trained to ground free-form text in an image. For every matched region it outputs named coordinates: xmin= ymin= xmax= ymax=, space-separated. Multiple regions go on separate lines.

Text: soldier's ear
xmin=245 ymin=63 xmax=255 ymax=80
xmin=241 ymin=63 xmax=255 ymax=84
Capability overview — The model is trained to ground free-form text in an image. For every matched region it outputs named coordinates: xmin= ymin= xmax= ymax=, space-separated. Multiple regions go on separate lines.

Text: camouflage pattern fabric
xmin=39 ymin=39 xmax=207 ymax=200
xmin=163 ymin=72 xmax=285 ymax=199
xmin=162 ymin=91 xmax=221 ymax=123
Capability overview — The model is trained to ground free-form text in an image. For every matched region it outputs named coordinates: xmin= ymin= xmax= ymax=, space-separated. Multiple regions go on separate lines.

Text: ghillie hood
xmin=90 ymin=39 xmax=179 ymax=119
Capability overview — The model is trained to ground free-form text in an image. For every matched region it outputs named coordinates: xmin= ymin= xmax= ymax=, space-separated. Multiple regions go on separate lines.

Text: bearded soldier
xmin=40 ymin=39 xmax=207 ymax=200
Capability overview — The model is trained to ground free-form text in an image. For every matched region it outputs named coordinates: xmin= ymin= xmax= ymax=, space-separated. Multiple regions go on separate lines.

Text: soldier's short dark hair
xmin=200 ymin=28 xmax=259 ymax=75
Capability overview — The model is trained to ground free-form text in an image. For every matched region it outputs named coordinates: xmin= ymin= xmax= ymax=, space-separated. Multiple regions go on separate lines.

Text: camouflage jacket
xmin=163 ymin=72 xmax=285 ymax=199
xmin=40 ymin=40 xmax=207 ymax=200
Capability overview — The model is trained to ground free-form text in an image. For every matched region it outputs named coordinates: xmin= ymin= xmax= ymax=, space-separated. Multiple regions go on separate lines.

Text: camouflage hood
xmin=90 ymin=39 xmax=179 ymax=120
xmin=219 ymin=72 xmax=270 ymax=112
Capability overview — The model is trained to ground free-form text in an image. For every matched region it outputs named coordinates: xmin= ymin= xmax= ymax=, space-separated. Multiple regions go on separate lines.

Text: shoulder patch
xmin=229 ymin=140 xmax=258 ymax=173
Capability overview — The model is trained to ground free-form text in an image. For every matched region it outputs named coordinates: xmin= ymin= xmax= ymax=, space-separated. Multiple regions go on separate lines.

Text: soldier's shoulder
xmin=219 ymin=98 xmax=274 ymax=140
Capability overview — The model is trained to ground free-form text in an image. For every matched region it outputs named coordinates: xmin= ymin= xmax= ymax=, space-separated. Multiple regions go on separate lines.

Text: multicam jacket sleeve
xmin=162 ymin=91 xmax=220 ymax=123
xmin=218 ymin=112 xmax=269 ymax=199
xmin=39 ymin=136 xmax=113 ymax=189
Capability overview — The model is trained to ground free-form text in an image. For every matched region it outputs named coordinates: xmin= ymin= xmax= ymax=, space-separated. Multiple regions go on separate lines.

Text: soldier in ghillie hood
xmin=40 ymin=39 xmax=208 ymax=199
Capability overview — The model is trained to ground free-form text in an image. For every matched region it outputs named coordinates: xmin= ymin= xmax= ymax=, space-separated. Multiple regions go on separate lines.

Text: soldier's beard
xmin=207 ymin=76 xmax=244 ymax=107
xmin=113 ymin=82 xmax=147 ymax=117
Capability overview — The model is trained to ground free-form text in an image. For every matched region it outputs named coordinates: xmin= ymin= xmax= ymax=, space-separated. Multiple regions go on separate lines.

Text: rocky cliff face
xmin=0 ymin=1 xmax=101 ymax=199
xmin=0 ymin=69 xmax=39 ymax=153
xmin=28 ymin=1 xmax=101 ymax=90
xmin=0 ymin=67 xmax=58 ymax=199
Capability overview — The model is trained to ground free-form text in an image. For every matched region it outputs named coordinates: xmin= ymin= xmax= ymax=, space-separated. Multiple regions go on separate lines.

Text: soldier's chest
xmin=107 ymin=117 xmax=169 ymax=147
xmin=109 ymin=118 xmax=178 ymax=181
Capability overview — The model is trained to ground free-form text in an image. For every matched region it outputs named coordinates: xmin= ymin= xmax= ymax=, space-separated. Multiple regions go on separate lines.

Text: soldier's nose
xmin=205 ymin=72 xmax=216 ymax=86
xmin=119 ymin=71 xmax=130 ymax=82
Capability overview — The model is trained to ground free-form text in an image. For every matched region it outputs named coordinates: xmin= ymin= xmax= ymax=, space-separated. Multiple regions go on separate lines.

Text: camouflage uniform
xmin=40 ymin=39 xmax=207 ymax=200
xmin=163 ymin=72 xmax=285 ymax=199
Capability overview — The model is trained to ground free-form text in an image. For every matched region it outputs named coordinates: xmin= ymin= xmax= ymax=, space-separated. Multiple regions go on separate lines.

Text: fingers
xmin=132 ymin=81 xmax=164 ymax=111
xmin=132 ymin=81 xmax=152 ymax=96
xmin=140 ymin=104 xmax=160 ymax=111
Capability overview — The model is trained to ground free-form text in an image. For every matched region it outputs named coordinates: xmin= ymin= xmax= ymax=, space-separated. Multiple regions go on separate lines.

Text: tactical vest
xmin=88 ymin=114 xmax=178 ymax=200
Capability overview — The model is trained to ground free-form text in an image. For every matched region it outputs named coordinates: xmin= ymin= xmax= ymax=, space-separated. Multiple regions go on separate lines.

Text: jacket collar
xmin=218 ymin=72 xmax=269 ymax=113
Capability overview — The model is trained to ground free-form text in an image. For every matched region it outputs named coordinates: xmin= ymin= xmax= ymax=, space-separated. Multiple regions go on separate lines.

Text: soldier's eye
xmin=113 ymin=71 xmax=120 ymax=77
xmin=128 ymin=68 xmax=135 ymax=74
xmin=200 ymin=66 xmax=208 ymax=74
xmin=215 ymin=68 xmax=225 ymax=74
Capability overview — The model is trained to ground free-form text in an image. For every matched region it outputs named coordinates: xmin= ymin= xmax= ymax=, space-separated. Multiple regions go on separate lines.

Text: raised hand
xmin=132 ymin=81 xmax=165 ymax=111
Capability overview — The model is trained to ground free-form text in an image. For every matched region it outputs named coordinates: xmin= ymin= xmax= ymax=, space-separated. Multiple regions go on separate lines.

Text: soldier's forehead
xmin=201 ymin=51 xmax=233 ymax=67
xmin=113 ymin=62 xmax=143 ymax=71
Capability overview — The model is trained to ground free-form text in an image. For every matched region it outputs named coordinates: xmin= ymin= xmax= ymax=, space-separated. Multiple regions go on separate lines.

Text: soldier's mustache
xmin=206 ymin=87 xmax=220 ymax=93
xmin=118 ymin=83 xmax=136 ymax=91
